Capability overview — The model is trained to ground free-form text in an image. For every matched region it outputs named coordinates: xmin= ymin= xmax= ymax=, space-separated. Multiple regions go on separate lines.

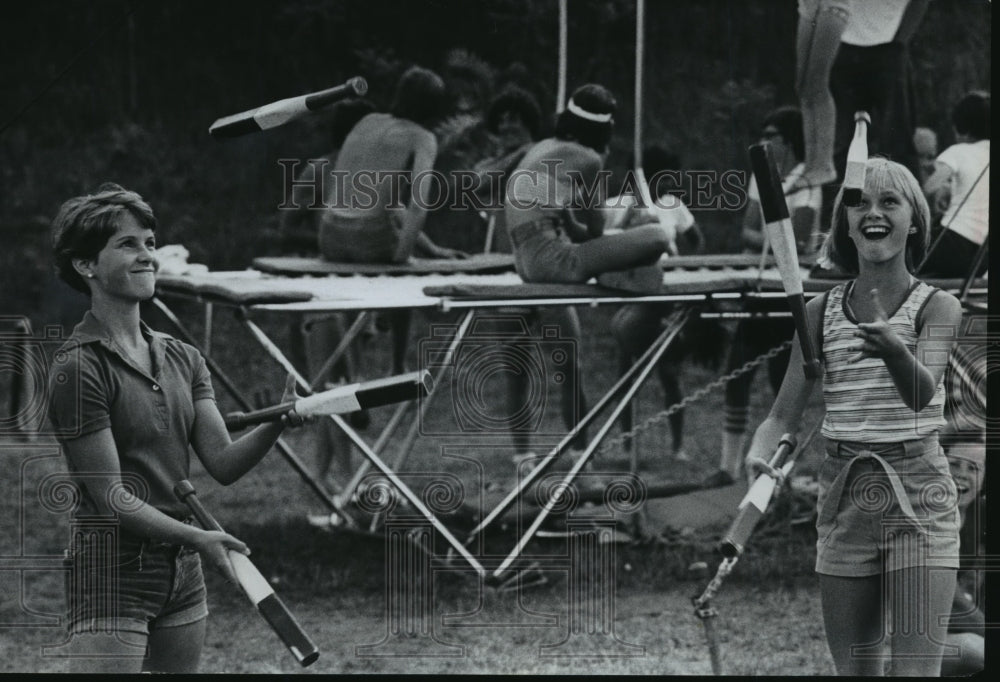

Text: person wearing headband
xmin=503 ymin=83 xmax=673 ymax=292
xmin=500 ymin=83 xmax=676 ymax=465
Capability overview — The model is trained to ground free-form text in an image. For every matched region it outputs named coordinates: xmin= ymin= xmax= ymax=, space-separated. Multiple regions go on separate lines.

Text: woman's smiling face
xmin=846 ymin=178 xmax=914 ymax=265
xmin=86 ymin=213 xmax=159 ymax=301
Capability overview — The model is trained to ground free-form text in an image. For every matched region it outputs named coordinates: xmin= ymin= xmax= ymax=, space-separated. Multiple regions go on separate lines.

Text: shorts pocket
xmin=69 ymin=544 xmax=142 ymax=570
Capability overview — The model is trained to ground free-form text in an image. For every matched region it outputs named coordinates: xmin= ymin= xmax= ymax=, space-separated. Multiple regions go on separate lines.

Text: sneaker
xmin=596 ymin=263 xmax=663 ymax=294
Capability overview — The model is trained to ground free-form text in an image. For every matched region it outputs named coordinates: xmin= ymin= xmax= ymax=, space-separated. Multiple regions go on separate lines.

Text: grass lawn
xmin=1 ymin=298 xmax=832 ymax=675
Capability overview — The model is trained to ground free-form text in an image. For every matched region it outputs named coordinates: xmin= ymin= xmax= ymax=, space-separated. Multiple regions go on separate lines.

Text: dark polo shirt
xmin=48 ymin=311 xmax=216 ymax=519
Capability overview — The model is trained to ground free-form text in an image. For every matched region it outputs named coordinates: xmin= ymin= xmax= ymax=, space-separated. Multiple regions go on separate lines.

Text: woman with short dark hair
xmin=48 ymin=183 xmax=304 ymax=673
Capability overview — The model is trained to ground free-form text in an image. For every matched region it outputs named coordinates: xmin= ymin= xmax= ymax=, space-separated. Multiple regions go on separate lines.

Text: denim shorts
xmin=815 ymin=436 xmax=961 ymax=577
xmin=508 ymin=217 xmax=585 ymax=283
xmin=64 ymin=531 xmax=209 ymax=636
xmin=318 ymin=210 xmax=400 ymax=263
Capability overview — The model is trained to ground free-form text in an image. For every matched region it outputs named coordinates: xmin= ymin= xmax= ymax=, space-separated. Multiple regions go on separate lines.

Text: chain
xmin=599 ymin=339 xmax=794 ymax=456
xmin=692 ymin=556 xmax=739 ymax=614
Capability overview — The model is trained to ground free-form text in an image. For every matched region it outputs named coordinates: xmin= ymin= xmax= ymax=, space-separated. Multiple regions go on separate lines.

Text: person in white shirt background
xmin=606 ymin=145 xmax=714 ymax=464
xmin=920 ymin=90 xmax=990 ymax=278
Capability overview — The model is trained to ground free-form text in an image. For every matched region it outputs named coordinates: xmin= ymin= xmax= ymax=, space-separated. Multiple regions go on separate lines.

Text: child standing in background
xmin=605 ymin=145 xmax=708 ymax=463
xmin=719 ymin=106 xmax=822 ymax=482
xmin=745 ymin=158 xmax=964 ymax=675
xmin=920 ymin=90 xmax=990 ymax=278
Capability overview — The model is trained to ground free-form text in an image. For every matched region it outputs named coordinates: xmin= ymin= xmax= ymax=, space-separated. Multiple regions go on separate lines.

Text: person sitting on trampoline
xmin=319 ymin=65 xmax=467 ymax=265
xmin=319 ymin=65 xmax=467 ymax=376
xmin=500 ymin=83 xmax=676 ymax=465
xmin=503 ymin=83 xmax=674 ymax=293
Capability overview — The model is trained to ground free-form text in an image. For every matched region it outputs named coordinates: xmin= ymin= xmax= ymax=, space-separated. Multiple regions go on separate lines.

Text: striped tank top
xmin=821 ymin=280 xmax=946 ymax=442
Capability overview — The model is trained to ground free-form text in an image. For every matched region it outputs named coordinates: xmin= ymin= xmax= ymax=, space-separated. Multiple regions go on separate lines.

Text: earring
xmin=908 ymin=226 xmax=917 ymax=234
xmin=87 ymin=274 xmax=94 ymax=279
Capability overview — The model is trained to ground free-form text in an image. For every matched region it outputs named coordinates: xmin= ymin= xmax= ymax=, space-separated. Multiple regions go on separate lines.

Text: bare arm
xmin=278 ymin=203 xmax=320 ymax=254
xmin=61 ymin=429 xmax=249 ymax=584
xmin=790 ymin=205 xmax=817 ymax=252
xmin=393 ymin=131 xmax=438 ymax=263
xmin=679 ymin=220 xmax=705 ymax=254
xmin=922 ymin=160 xmax=953 ymax=198
xmin=745 ymin=295 xmax=824 ymax=478
xmin=580 ymin=155 xmax=609 ymax=240
xmin=413 ymin=231 xmax=469 ymax=259
xmin=190 ymin=375 xmax=300 ymax=486
xmin=554 ymin=146 xmax=607 ymax=242
xmin=850 ymin=288 xmax=964 ymax=411
xmin=560 ymin=205 xmax=593 ymax=242
xmin=741 ymin=199 xmax=765 ymax=251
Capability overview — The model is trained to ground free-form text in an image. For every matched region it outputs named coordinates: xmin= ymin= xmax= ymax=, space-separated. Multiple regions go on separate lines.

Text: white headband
xmin=566 ymin=98 xmax=612 ymax=123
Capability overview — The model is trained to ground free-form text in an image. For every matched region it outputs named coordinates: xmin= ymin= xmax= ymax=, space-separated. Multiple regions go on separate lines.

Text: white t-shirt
xmin=746 ymin=163 xmax=823 ymax=253
xmin=603 ymin=191 xmax=695 ymax=237
xmin=936 ymin=140 xmax=990 ymax=245
xmin=840 ymin=0 xmax=910 ymax=47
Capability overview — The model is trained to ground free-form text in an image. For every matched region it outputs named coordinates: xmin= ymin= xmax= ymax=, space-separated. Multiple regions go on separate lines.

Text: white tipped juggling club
xmin=748 ymin=143 xmax=822 ymax=379
xmin=842 ymin=110 xmax=871 ymax=207
xmin=174 ymin=480 xmax=319 ymax=667
xmin=209 ymin=76 xmax=368 ymax=137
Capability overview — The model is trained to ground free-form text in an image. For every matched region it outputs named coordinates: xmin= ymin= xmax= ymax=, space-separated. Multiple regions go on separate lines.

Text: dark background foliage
xmin=0 ymin=0 xmax=991 ymax=320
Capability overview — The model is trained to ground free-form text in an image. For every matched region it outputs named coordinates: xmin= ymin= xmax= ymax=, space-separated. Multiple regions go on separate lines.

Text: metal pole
xmin=492 ymin=308 xmax=690 ymax=580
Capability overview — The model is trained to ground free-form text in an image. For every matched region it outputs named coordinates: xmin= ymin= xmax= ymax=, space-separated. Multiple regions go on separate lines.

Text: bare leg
xmin=505 ymin=310 xmax=538 ymax=456
xmin=544 ymin=307 xmax=588 ymax=450
xmin=940 ymin=633 xmax=984 ymax=676
xmin=507 ymin=347 xmax=533 ymax=455
xmin=612 ymin=305 xmax=680 ymax=454
xmin=887 ymin=567 xmax=956 ymax=676
xmin=611 ymin=306 xmax=654 ymax=452
xmin=67 ymin=631 xmax=148 ymax=674
xmin=334 ymin=313 xmax=371 ymax=430
xmin=657 ymin=359 xmax=685 ymax=456
xmin=388 ymin=310 xmax=412 ymax=374
xmin=576 ymin=224 xmax=670 ymax=277
xmin=303 ymin=316 xmax=355 ymax=492
xmin=819 ymin=574 xmax=887 ymax=676
xmin=143 ymin=619 xmax=207 ymax=673
xmin=796 ymin=0 xmax=850 ymax=187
